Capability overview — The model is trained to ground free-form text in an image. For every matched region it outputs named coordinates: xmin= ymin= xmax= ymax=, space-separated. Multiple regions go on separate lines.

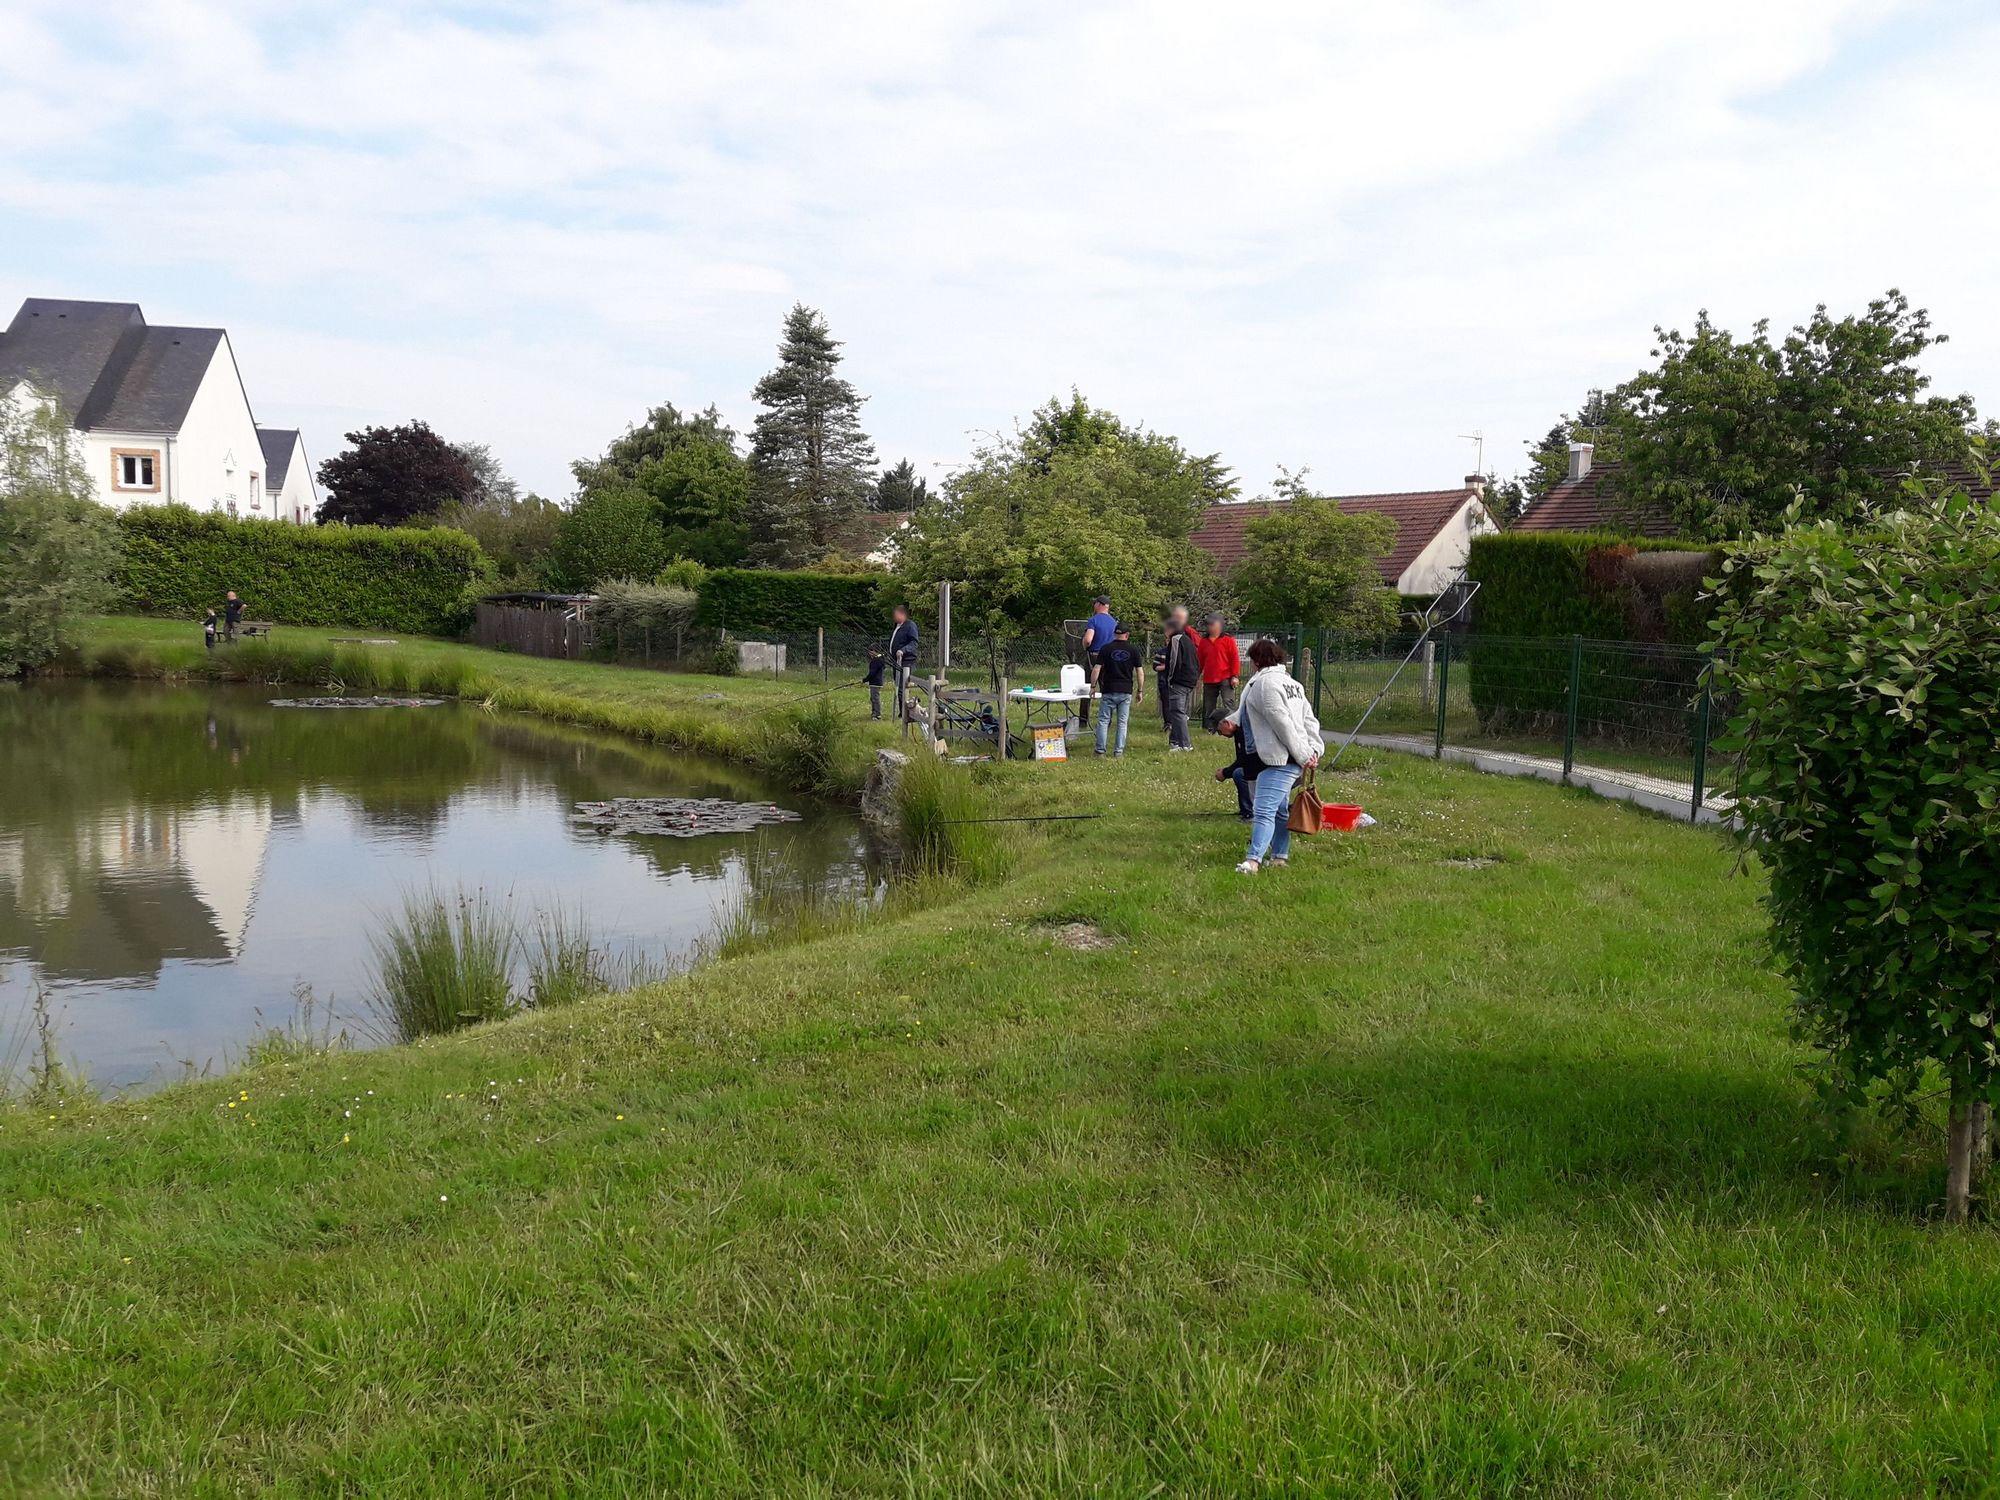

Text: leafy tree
xmin=1018 ymin=391 xmax=1237 ymax=539
xmin=317 ymin=421 xmax=479 ymax=526
xmin=1229 ymin=495 xmax=1399 ymax=633
xmin=896 ymin=438 xmax=1184 ymax=635
xmin=543 ymin=486 xmax=669 ymax=593
xmin=0 ymin=385 xmax=124 ymax=674
xmin=1712 ymin=453 xmax=2000 ymax=1219
xmin=455 ymin=441 xmax=521 ymax=510
xmin=873 ymin=458 xmax=929 ymax=513
xmin=429 ymin=493 xmax=563 ymax=585
xmin=572 ymin=404 xmax=752 ymax=570
xmin=746 ymin=305 xmax=877 ymax=568
xmin=1607 ymin=292 xmax=1975 ymax=539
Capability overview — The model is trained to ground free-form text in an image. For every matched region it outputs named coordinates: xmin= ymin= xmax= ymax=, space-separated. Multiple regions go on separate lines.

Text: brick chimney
xmin=1567 ymin=442 xmax=1594 ymax=482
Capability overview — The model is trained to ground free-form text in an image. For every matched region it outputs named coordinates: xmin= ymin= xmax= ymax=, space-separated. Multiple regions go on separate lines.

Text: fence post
xmin=818 ymin=626 xmax=826 ymax=685
xmin=1562 ymin=634 xmax=1582 ymax=782
xmin=1433 ymin=633 xmax=1451 ymax=758
xmin=998 ymin=671 xmax=1010 ymax=759
xmin=1421 ymin=638 xmax=1435 ymax=713
xmin=1311 ymin=628 xmax=1324 ymax=715
xmin=1690 ymin=661 xmax=1714 ymax=823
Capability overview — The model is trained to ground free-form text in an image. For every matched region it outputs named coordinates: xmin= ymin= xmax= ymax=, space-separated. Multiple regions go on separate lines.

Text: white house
xmin=1191 ymin=478 xmax=1497 ymax=597
xmin=0 ymin=297 xmax=318 ymax=522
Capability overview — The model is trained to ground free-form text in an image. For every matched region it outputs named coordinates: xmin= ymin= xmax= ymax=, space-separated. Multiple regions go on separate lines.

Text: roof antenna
xmin=1457 ymin=430 xmax=1485 ymax=475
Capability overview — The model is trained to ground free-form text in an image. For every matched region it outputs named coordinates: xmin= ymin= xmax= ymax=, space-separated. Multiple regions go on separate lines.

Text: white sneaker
xmin=1234 ymin=859 xmax=1260 ymax=875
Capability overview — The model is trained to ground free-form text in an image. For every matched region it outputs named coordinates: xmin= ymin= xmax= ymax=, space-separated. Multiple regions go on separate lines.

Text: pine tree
xmin=873 ymin=457 xmax=928 ymax=513
xmin=746 ymin=304 xmax=877 ymax=567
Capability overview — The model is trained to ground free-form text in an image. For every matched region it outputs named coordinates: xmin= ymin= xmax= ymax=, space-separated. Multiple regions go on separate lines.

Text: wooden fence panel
xmin=474 ymin=603 xmax=592 ymax=660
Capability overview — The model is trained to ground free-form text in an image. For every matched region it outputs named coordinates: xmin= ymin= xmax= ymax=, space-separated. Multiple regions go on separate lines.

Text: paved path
xmin=1332 ymin=733 xmax=1734 ymax=826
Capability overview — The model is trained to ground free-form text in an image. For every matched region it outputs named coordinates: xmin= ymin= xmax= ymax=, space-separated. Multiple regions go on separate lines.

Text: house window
xmin=112 ymin=448 xmax=162 ymax=492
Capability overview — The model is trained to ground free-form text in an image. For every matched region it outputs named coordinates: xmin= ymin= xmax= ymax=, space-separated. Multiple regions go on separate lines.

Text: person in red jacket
xmin=1196 ymin=614 xmax=1242 ymax=731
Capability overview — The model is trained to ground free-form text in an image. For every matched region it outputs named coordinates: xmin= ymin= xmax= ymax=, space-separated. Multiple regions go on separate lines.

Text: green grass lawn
xmin=3 ymin=621 xmax=1995 ymax=1495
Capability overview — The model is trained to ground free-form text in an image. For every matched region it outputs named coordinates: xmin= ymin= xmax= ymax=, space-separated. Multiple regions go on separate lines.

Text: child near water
xmin=203 ymin=609 xmax=218 ymax=651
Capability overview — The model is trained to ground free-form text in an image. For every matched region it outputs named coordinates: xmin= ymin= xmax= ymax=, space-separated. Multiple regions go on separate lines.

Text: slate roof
xmin=258 ymin=428 xmax=299 ymax=490
xmin=0 ymin=297 xmax=229 ymax=434
xmin=1190 ymin=486 xmax=1485 ymax=585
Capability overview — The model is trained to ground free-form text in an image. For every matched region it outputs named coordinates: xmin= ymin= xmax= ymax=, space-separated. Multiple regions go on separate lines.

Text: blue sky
xmin=3 ymin=0 xmax=1995 ymax=502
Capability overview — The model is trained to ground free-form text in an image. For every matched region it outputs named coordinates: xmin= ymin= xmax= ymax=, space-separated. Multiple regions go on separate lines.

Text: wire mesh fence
xmin=1303 ymin=628 xmax=1726 ymax=818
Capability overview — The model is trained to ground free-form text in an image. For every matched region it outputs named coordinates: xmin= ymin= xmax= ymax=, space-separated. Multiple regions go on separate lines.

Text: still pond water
xmin=0 ymin=682 xmax=874 ymax=1091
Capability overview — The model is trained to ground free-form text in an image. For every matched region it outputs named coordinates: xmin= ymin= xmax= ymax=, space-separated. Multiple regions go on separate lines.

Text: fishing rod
xmin=1324 ymin=575 xmax=1480 ymax=769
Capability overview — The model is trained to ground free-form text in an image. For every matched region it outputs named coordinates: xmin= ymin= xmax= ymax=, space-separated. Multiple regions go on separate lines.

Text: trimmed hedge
xmin=692 ymin=568 xmax=887 ymax=633
xmin=117 ymin=507 xmax=492 ymax=635
xmin=1464 ymin=531 xmax=1719 ymax=732
xmin=1465 ymin=531 xmax=1715 ymax=643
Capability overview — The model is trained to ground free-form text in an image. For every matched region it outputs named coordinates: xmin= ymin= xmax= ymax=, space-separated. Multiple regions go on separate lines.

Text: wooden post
xmin=817 ymin=626 xmax=825 ymax=684
xmin=998 ymin=673 xmax=1010 ymax=759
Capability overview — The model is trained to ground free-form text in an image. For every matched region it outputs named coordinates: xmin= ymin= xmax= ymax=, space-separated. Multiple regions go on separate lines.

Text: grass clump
xmin=367 ymin=887 xmax=517 ymax=1041
xmin=760 ymin=697 xmax=859 ymax=799
xmin=524 ymin=906 xmax=611 ymax=1009
xmin=894 ymin=751 xmax=1011 ymax=881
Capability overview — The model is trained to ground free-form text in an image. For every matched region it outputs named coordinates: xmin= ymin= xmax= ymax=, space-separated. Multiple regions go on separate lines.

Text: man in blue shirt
xmin=888 ymin=604 xmax=920 ymax=722
xmin=1077 ymin=595 xmax=1118 ymax=728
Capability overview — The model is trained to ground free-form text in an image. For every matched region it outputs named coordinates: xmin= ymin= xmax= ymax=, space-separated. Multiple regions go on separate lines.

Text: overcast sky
xmin=4 ymin=0 xmax=1994 ymax=503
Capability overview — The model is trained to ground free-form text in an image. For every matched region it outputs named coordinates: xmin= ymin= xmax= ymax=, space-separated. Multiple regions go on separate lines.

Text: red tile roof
xmin=1518 ymin=458 xmax=1997 ymax=536
xmin=1191 ymin=486 xmax=1483 ymax=585
xmin=1515 ymin=463 xmax=1676 ymax=537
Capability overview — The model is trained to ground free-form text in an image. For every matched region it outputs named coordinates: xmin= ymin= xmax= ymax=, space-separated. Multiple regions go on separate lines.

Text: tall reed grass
xmin=367 ymin=888 xmax=517 ymax=1041
xmin=892 ymin=753 xmax=1011 ymax=881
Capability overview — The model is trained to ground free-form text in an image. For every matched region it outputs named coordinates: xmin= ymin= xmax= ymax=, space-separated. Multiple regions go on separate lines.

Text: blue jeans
xmin=1246 ymin=762 xmax=1301 ymax=863
xmin=1094 ymin=693 xmax=1132 ymax=754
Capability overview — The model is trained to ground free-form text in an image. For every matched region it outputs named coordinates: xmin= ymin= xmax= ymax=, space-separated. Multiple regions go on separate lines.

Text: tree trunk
xmin=1945 ymin=1098 xmax=1990 ymax=1223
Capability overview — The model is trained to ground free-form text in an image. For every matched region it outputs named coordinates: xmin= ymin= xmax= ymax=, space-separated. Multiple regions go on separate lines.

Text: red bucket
xmin=1324 ymin=803 xmax=1364 ymax=832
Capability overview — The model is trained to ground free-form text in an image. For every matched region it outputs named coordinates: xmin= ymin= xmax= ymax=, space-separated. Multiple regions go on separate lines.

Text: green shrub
xmin=592 ymin=579 xmax=699 ymax=661
xmin=693 ymin=568 xmax=885 ymax=633
xmin=1712 ymin=489 xmax=2000 ymax=1218
xmin=1465 ymin=531 xmax=1717 ymax=730
xmin=656 ymin=557 xmax=710 ymax=592
xmin=117 ymin=507 xmax=491 ymax=634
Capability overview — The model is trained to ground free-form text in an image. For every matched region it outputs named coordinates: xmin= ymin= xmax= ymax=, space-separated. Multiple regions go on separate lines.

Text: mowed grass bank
xmin=5 ymin=623 xmax=2000 ymax=1494
xmin=63 ymin=615 xmax=893 ymax=795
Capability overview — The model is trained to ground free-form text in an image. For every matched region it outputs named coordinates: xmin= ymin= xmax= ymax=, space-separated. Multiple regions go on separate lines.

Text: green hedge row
xmin=1464 ymin=531 xmax=1718 ymax=731
xmin=692 ymin=569 xmax=889 ymax=633
xmin=1465 ymin=531 xmax=1714 ymax=642
xmin=117 ymin=507 xmax=492 ymax=635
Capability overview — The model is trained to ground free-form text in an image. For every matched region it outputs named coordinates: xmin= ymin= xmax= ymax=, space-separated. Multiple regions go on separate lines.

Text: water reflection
xmin=0 ymin=681 xmax=875 ymax=1089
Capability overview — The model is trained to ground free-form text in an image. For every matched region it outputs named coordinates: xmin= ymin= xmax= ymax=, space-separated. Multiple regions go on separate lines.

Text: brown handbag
xmin=1287 ymin=764 xmax=1325 ymax=835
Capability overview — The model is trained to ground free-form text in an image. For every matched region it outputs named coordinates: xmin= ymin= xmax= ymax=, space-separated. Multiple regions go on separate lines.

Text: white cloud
xmin=2 ymin=0 xmax=1994 ymax=501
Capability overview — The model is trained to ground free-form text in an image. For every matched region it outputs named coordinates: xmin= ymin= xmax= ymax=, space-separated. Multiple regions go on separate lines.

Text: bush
xmin=1466 ymin=531 xmax=1715 ymax=642
xmin=117 ymin=507 xmax=491 ymax=634
xmin=544 ymin=486 xmax=668 ymax=593
xmin=1465 ymin=531 xmax=1717 ymax=731
xmin=1712 ymin=490 xmax=2000 ymax=1219
xmin=367 ymin=887 xmax=516 ymax=1041
xmin=693 ymin=568 xmax=885 ymax=633
xmin=657 ymin=556 xmax=710 ymax=592
xmin=592 ymin=579 xmax=699 ymax=661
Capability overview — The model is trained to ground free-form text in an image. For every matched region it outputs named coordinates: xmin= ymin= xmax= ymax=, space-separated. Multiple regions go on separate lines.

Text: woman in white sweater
xmin=1223 ymin=637 xmax=1325 ymax=873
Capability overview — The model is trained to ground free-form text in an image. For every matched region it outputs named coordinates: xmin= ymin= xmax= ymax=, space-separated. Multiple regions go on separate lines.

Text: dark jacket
xmin=889 ymin=619 xmax=920 ymax=668
xmin=863 ymin=653 xmax=886 ymax=686
xmin=1161 ymin=628 xmax=1202 ymax=691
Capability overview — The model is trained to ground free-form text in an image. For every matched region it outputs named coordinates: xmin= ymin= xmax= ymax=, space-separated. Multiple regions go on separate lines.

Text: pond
xmin=0 ymin=681 xmax=877 ymax=1092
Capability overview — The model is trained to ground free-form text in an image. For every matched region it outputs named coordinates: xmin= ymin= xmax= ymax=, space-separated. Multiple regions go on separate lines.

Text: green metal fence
xmin=1303 ymin=628 xmax=1726 ymax=822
